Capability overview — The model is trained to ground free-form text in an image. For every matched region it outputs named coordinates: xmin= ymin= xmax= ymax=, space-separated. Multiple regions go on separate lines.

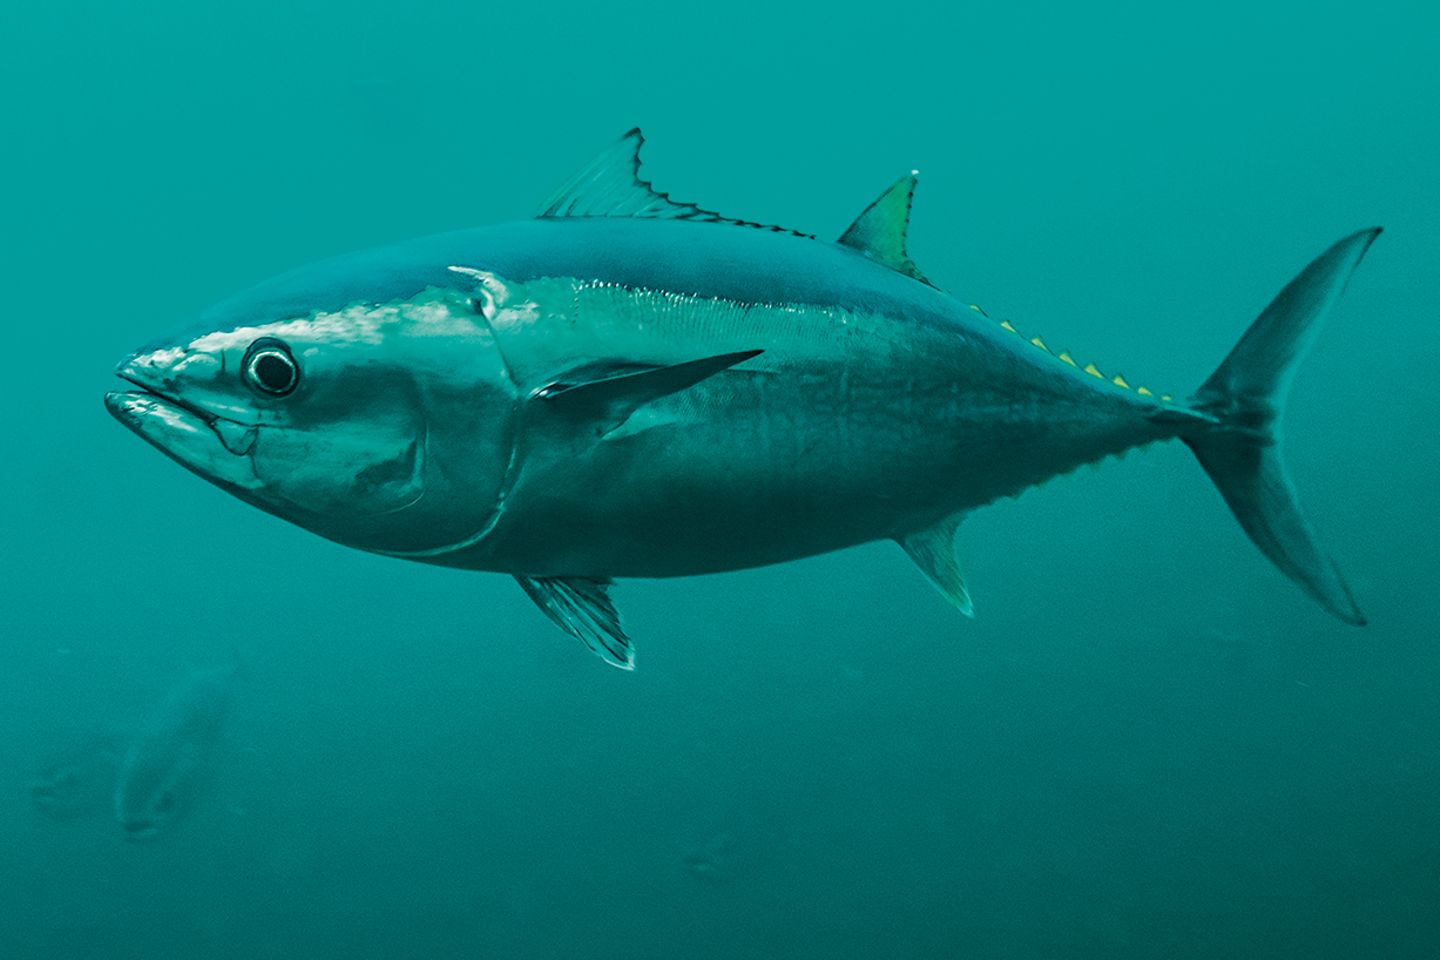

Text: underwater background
xmin=2 ymin=0 xmax=1437 ymax=956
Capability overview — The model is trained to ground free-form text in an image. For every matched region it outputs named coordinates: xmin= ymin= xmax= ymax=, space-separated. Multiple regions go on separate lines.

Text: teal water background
xmin=2 ymin=0 xmax=1437 ymax=956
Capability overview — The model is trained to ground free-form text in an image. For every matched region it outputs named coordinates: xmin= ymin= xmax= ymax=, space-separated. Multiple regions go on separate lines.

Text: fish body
xmin=107 ymin=131 xmax=1378 ymax=667
xmin=113 ymin=663 xmax=237 ymax=840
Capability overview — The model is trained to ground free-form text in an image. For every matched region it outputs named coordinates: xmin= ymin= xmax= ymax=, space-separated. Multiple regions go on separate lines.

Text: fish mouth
xmin=107 ymin=369 xmax=264 ymax=489
xmin=121 ymin=820 xmax=161 ymax=842
xmin=108 ymin=372 xmax=260 ymax=457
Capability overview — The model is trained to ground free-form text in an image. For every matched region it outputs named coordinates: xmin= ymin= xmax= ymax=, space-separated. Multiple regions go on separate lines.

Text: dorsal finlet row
xmin=984 ymin=310 xmax=1175 ymax=403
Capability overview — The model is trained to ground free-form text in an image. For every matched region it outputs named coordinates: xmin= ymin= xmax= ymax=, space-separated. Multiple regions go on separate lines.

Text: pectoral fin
xmin=536 ymin=349 xmax=763 ymax=434
xmin=515 ymin=576 xmax=634 ymax=669
xmin=897 ymin=514 xmax=973 ymax=616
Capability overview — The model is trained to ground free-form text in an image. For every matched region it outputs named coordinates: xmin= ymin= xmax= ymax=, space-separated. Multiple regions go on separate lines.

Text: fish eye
xmin=242 ymin=338 xmax=299 ymax=397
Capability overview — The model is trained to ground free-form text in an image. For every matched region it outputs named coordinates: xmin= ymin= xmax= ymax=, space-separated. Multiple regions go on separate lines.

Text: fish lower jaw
xmin=121 ymin=822 xmax=160 ymax=842
xmin=105 ymin=390 xmax=264 ymax=490
xmin=109 ymin=372 xmax=261 ymax=453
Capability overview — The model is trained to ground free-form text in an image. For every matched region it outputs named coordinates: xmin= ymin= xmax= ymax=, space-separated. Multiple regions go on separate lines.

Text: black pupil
xmin=254 ymin=352 xmax=294 ymax=392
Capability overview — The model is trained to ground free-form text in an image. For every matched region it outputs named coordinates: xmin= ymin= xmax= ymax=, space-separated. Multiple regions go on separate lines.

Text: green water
xmin=3 ymin=0 xmax=1437 ymax=957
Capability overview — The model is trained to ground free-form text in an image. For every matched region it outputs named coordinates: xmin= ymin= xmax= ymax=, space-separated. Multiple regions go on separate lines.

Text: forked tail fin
xmin=1183 ymin=228 xmax=1381 ymax=625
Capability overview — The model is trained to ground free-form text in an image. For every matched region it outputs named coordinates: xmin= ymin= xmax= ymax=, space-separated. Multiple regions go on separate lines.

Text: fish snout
xmin=115 ymin=348 xmax=187 ymax=394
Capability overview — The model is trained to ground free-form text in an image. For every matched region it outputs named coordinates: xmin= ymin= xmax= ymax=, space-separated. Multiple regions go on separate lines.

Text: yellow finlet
xmin=991 ymin=320 xmax=1170 ymax=398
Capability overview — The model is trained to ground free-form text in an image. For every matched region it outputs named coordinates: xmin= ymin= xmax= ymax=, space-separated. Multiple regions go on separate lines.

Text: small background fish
xmin=29 ymin=734 xmax=124 ymax=823
xmin=113 ymin=661 xmax=242 ymax=841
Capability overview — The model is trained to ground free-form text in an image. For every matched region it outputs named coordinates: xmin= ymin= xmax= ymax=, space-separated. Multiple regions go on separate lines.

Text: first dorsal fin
xmin=838 ymin=173 xmax=932 ymax=286
xmin=538 ymin=128 xmax=813 ymax=237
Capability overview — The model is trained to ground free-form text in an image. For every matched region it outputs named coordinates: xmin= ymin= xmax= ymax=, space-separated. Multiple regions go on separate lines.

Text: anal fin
xmin=515 ymin=576 xmax=635 ymax=669
xmin=897 ymin=514 xmax=973 ymax=616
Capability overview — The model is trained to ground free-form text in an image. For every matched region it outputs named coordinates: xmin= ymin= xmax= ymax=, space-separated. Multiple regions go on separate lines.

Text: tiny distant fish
xmin=678 ymin=787 xmax=809 ymax=885
xmin=29 ymin=734 xmax=124 ymax=822
xmin=683 ymin=828 xmax=743 ymax=884
xmin=113 ymin=661 xmax=240 ymax=841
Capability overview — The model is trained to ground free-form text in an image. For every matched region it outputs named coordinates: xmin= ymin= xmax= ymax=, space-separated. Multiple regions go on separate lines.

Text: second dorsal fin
xmin=538 ymin=128 xmax=813 ymax=237
xmin=838 ymin=173 xmax=931 ymax=286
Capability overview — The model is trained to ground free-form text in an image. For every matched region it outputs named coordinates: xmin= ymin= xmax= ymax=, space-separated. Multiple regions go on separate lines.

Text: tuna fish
xmin=107 ymin=130 xmax=1379 ymax=669
xmin=113 ymin=662 xmax=238 ymax=840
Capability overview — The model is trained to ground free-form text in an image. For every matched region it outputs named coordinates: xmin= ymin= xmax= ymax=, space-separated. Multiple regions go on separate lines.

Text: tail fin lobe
xmin=1184 ymin=228 xmax=1379 ymax=626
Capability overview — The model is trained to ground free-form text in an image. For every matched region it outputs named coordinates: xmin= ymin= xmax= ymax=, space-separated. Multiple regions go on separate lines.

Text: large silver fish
xmin=113 ymin=663 xmax=238 ymax=840
xmin=107 ymin=130 xmax=1378 ymax=669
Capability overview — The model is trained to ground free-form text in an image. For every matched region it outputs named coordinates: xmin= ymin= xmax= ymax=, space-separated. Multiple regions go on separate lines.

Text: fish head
xmin=108 ymin=255 xmax=520 ymax=556
xmin=112 ymin=741 xmax=188 ymax=842
xmin=116 ymin=788 xmax=176 ymax=842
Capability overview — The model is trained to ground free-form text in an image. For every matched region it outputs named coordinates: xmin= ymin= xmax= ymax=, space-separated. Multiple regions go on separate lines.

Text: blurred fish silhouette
xmin=683 ymin=827 xmax=744 ymax=884
xmin=113 ymin=659 xmax=241 ymax=841
xmin=29 ymin=734 xmax=125 ymax=822
xmin=108 ymin=130 xmax=1379 ymax=669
